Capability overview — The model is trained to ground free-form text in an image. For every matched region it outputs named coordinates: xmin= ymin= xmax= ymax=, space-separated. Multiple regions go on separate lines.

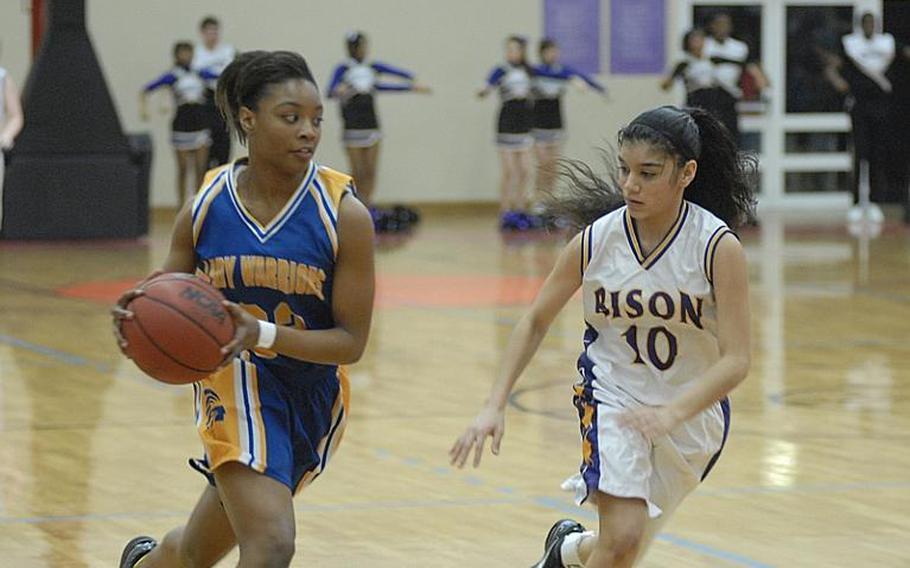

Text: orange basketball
xmin=120 ymin=273 xmax=236 ymax=384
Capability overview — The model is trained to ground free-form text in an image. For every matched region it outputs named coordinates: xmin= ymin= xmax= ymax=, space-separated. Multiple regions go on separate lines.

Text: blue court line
xmin=0 ymin=332 xmax=177 ymax=392
xmin=0 ymin=333 xmax=112 ymax=372
xmin=0 ymin=496 xmax=525 ymax=526
xmin=377 ymin=449 xmax=775 ymax=568
xmin=697 ymin=480 xmax=910 ymax=497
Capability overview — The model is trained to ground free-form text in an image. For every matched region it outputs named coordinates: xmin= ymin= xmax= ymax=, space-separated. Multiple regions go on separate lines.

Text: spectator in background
xmin=192 ymin=16 xmax=236 ymax=168
xmin=661 ymin=29 xmax=718 ymax=111
xmin=0 ymin=62 xmax=24 ymax=230
xmin=825 ymin=12 xmax=902 ymax=223
xmin=703 ymin=12 xmax=769 ymax=145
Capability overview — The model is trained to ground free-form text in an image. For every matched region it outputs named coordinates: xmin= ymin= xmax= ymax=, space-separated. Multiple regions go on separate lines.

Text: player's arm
xmin=450 ymin=232 xmax=584 ymax=468
xmin=326 ymin=64 xmax=348 ymax=98
xmin=660 ymin=61 xmax=687 ymax=91
xmin=222 ymin=195 xmax=375 ymax=365
xmin=0 ymin=75 xmax=23 ymax=149
xmin=112 ymin=199 xmax=196 ymax=350
xmin=477 ymin=66 xmax=504 ymax=98
xmin=618 ymin=235 xmax=751 ymax=438
xmin=140 ymin=72 xmax=176 ymax=121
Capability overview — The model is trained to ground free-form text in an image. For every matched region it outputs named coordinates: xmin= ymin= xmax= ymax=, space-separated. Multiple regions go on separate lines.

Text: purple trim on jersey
xmin=586 ymin=224 xmax=594 ymax=267
xmin=577 ymin=396 xmax=601 ymax=504
xmin=703 ymin=226 xmax=728 ymax=284
xmin=622 ymin=208 xmax=638 ymax=262
xmin=644 ymin=202 xmax=689 ymax=268
xmin=700 ymin=397 xmax=730 ymax=481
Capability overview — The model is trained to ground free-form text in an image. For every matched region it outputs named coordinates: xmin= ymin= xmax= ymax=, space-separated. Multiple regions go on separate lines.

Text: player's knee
xmin=177 ymin=539 xmax=221 ymax=568
xmin=238 ymin=530 xmax=296 ymax=566
xmin=596 ymin=528 xmax=643 ymax=562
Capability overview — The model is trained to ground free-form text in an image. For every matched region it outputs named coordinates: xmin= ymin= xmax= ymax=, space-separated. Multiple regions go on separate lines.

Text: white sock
xmin=560 ymin=531 xmax=593 ymax=567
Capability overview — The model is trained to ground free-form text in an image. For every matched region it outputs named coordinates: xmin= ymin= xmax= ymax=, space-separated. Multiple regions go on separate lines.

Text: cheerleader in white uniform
xmin=142 ymin=42 xmax=219 ymax=204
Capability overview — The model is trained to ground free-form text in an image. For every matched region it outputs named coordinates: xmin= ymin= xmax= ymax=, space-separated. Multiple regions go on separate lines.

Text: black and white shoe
xmin=119 ymin=536 xmax=157 ymax=568
xmin=530 ymin=519 xmax=586 ymax=568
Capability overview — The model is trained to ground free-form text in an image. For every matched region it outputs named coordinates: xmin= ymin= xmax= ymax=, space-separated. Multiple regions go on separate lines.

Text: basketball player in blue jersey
xmin=115 ymin=50 xmax=375 ymax=568
xmin=479 ymin=36 xmax=536 ymax=231
xmin=327 ymin=31 xmax=429 ymax=232
xmin=532 ymin=39 xmax=608 ymax=223
xmin=452 ymin=105 xmax=756 ymax=567
xmin=142 ymin=42 xmax=221 ymax=205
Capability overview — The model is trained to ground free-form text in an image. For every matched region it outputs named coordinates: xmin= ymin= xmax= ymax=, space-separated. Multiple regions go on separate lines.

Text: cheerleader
xmin=479 ymin=36 xmax=536 ymax=231
xmin=532 ymin=39 xmax=608 ymax=220
xmin=142 ymin=42 xmax=219 ymax=205
xmin=327 ymin=31 xmax=430 ymax=231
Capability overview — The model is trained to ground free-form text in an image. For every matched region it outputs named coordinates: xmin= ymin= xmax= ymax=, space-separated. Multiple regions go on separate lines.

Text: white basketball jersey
xmin=578 ymin=201 xmax=734 ymax=407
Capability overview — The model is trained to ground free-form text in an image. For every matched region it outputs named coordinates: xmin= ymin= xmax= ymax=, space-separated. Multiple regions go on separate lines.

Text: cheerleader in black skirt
xmin=531 ymin=39 xmax=607 ymax=220
xmin=142 ymin=42 xmax=219 ymax=204
xmin=479 ymin=36 xmax=536 ymax=231
xmin=328 ymin=32 xmax=430 ymax=232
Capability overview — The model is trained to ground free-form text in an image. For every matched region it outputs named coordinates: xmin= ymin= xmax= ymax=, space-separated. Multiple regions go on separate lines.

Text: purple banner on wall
xmin=543 ymin=0 xmax=601 ymax=75
xmin=610 ymin=0 xmax=666 ymax=74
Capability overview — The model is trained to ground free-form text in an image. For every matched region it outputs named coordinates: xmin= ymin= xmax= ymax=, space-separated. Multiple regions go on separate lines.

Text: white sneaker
xmin=868 ymin=203 xmax=885 ymax=224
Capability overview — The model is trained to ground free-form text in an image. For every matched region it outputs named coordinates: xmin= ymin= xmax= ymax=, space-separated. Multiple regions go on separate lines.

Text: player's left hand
xmin=616 ymin=406 xmax=682 ymax=441
xmin=221 ymin=301 xmax=261 ymax=361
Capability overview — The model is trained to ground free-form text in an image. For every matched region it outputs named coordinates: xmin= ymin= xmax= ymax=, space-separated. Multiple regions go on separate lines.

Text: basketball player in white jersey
xmin=452 ymin=105 xmax=756 ymax=567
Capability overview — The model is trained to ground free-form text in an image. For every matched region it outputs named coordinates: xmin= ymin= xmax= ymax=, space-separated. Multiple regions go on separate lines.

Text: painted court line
xmin=377 ymin=449 xmax=775 ymax=568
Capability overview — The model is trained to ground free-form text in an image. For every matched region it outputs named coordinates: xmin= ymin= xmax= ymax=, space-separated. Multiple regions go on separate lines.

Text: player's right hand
xmin=449 ymin=403 xmax=505 ymax=469
xmin=110 ymin=270 xmax=163 ymax=353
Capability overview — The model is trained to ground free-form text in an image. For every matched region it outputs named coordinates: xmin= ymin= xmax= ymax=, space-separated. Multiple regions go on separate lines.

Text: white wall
xmin=1 ymin=0 xmax=678 ymax=208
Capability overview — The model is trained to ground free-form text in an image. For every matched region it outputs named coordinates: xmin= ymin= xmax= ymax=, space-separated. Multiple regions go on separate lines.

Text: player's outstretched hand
xmin=450 ymin=403 xmax=505 ymax=469
xmin=220 ymin=301 xmax=262 ymax=362
xmin=111 ymin=270 xmax=164 ymax=354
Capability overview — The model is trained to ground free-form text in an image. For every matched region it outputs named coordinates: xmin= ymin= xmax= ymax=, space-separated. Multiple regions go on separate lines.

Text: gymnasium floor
xmin=0 ymin=207 xmax=908 ymax=567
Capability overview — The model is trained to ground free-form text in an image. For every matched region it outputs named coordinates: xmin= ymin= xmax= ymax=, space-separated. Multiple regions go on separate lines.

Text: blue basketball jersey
xmin=191 ymin=158 xmax=354 ymax=384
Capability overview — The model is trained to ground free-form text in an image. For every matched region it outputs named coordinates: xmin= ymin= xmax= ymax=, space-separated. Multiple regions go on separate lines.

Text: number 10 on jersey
xmin=622 ymin=325 xmax=678 ymax=371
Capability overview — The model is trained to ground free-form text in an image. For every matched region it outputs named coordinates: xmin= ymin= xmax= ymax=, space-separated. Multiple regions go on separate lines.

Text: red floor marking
xmin=57 ymin=279 xmax=140 ymax=304
xmin=375 ymin=274 xmax=544 ymax=308
xmin=57 ymin=275 xmax=545 ymax=309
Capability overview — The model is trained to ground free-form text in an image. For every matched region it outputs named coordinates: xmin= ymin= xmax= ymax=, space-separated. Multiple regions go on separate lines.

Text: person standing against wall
xmin=193 ymin=16 xmax=236 ymax=169
xmin=0 ymin=62 xmax=24 ymax=231
xmin=703 ymin=13 xmax=768 ymax=145
xmin=826 ymin=12 xmax=897 ymax=224
xmin=661 ymin=29 xmax=718 ymax=113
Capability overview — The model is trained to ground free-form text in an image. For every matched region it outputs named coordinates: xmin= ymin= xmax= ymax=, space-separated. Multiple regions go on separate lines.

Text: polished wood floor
xmin=0 ymin=208 xmax=908 ymax=567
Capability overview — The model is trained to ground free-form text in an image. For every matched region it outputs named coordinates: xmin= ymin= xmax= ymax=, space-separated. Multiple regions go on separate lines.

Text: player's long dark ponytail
xmin=546 ymin=105 xmax=757 ymax=230
xmin=216 ymin=50 xmax=318 ymax=145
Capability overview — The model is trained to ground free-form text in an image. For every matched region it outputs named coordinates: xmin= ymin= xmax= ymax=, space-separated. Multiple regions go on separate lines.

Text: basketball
xmin=120 ymin=273 xmax=236 ymax=384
